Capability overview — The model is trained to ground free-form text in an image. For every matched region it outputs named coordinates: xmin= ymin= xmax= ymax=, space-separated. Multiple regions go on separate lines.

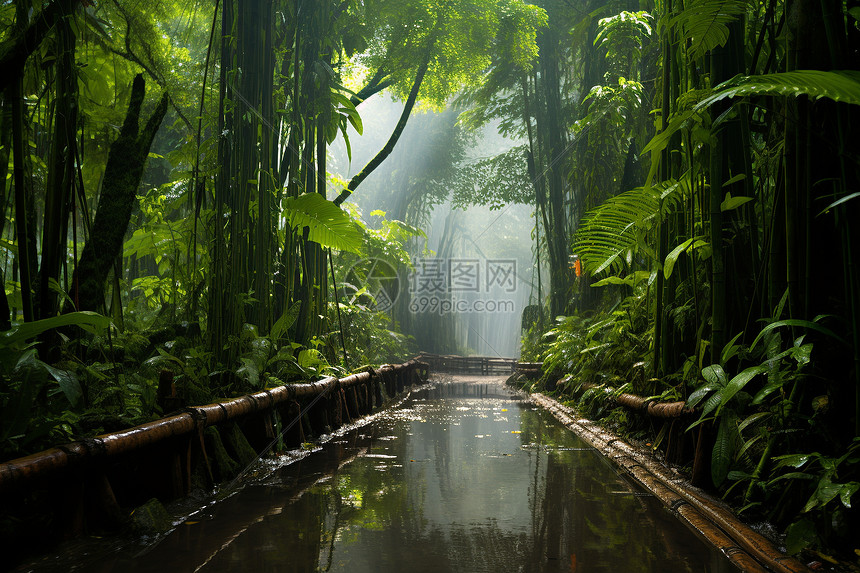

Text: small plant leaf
xmin=663 ymin=237 xmax=698 ymax=279
xmin=711 ymin=415 xmax=733 ymax=487
xmin=720 ymin=193 xmax=754 ymax=212
xmin=702 ymin=364 xmax=728 ymax=387
xmin=42 ymin=363 xmax=83 ymax=408
xmin=784 ymin=519 xmax=818 ymax=555
xmin=715 ymin=366 xmax=766 ymax=416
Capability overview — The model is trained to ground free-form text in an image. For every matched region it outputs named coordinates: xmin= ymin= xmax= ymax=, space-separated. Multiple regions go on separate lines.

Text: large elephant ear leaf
xmin=283 ymin=193 xmax=364 ymax=254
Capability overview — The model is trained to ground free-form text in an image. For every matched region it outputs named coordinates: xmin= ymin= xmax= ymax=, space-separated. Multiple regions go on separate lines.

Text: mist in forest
xmin=330 ymin=96 xmax=535 ymax=358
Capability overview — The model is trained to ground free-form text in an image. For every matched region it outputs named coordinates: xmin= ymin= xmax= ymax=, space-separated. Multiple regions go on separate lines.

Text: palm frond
xmin=283 ymin=193 xmax=364 ymax=254
xmin=573 ymin=176 xmax=691 ymax=275
xmin=669 ymin=0 xmax=749 ymax=61
xmin=700 ymin=70 xmax=860 ymax=107
xmin=644 ymin=70 xmax=860 ymax=158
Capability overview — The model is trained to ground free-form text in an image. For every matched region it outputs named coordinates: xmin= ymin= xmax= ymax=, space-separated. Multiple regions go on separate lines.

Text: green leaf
xmin=750 ymin=319 xmax=847 ymax=351
xmin=664 ymin=236 xmax=705 ymax=279
xmin=720 ymin=331 xmax=745 ymax=364
xmin=839 ymin=482 xmax=859 ymax=508
xmin=42 ymin=363 xmax=83 ymax=408
xmin=687 ymin=384 xmax=717 ymax=408
xmin=751 ymin=374 xmax=785 ymax=405
xmin=668 ymin=0 xmax=750 ymax=61
xmin=738 ymin=411 xmax=770 ymax=433
xmin=784 ymin=519 xmax=817 ymax=554
xmin=283 ymin=193 xmax=364 ymax=254
xmin=700 ymin=70 xmax=860 ymax=109
xmin=720 ymin=192 xmax=754 ymax=212
xmin=271 ymin=301 xmax=301 ymax=342
xmin=702 ymin=363 xmax=728 ymax=387
xmin=591 ymin=271 xmax=652 ymax=287
xmin=1 ymin=312 xmax=112 ymax=349
xmin=715 ymin=366 xmax=766 ymax=416
xmin=701 ymin=391 xmax=723 ymax=418
xmin=712 ymin=414 xmax=733 ymax=487
xmin=735 ymin=434 xmax=762 ymax=462
xmin=804 ymin=477 xmax=842 ymax=512
xmin=774 ymin=453 xmax=816 ymax=469
xmin=816 ymin=191 xmax=860 ymax=216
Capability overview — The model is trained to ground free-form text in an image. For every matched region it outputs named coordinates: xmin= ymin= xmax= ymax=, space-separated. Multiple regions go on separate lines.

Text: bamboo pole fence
xmin=0 ymin=358 xmax=427 ymax=555
xmin=533 ymin=393 xmax=807 ymax=573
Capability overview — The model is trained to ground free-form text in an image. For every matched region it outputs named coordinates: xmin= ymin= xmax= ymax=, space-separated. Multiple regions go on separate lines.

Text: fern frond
xmin=644 ymin=70 xmax=860 ymax=158
xmin=700 ymin=70 xmax=860 ymax=107
xmin=669 ymin=0 xmax=749 ymax=61
xmin=573 ymin=186 xmax=660 ymax=275
xmin=284 ymin=193 xmax=364 ymax=254
xmin=573 ymin=176 xmax=692 ymax=275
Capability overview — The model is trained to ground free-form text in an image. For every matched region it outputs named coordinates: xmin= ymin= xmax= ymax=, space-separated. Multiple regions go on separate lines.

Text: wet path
xmin=34 ymin=376 xmax=737 ymax=572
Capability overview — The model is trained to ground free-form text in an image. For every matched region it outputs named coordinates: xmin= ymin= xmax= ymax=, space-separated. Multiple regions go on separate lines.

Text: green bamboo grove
xmin=0 ymin=0 xmax=859 ymax=562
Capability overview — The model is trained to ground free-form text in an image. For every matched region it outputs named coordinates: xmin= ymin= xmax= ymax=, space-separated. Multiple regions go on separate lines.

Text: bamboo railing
xmin=417 ymin=352 xmax=516 ymax=375
xmin=0 ymin=358 xmax=427 ymax=555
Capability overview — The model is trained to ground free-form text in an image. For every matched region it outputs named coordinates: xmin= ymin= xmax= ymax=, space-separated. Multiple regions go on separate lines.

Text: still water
xmin=42 ymin=376 xmax=737 ymax=572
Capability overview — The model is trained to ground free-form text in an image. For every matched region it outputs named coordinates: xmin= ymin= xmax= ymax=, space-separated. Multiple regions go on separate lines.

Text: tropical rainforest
xmin=1 ymin=0 xmax=859 ymax=563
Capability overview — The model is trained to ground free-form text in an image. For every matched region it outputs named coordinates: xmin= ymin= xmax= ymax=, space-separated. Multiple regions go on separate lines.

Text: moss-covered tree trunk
xmin=71 ymin=75 xmax=167 ymax=312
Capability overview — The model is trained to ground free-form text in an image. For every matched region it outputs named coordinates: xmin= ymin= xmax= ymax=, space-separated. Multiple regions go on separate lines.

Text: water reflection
xmin=45 ymin=379 xmax=736 ymax=572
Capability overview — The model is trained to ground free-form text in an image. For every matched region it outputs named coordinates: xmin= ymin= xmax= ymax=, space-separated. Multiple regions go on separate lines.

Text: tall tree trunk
xmin=71 ymin=75 xmax=168 ymax=312
xmin=536 ymin=24 xmax=569 ymax=319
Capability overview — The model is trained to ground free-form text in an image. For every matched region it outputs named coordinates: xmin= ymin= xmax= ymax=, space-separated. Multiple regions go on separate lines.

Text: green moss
xmin=130 ymin=498 xmax=172 ymax=535
xmin=226 ymin=423 xmax=257 ymax=467
xmin=205 ymin=426 xmax=239 ymax=480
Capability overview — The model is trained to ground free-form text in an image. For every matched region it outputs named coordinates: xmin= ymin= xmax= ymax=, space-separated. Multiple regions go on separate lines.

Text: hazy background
xmin=329 ymin=96 xmax=536 ymax=358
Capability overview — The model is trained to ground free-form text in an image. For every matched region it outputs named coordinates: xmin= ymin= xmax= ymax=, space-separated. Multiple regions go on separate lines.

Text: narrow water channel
xmin=31 ymin=376 xmax=738 ymax=572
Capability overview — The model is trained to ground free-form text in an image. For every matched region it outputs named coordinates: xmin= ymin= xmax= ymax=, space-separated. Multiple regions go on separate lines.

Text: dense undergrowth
xmin=521 ymin=286 xmax=860 ymax=560
xmin=0 ymin=207 xmax=418 ymax=463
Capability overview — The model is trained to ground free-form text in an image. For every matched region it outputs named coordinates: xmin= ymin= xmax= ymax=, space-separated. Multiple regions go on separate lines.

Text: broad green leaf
xmin=701 ymin=391 xmax=723 ymax=418
xmin=1 ymin=312 xmax=112 ymax=349
xmin=687 ymin=384 xmax=717 ymax=408
xmin=668 ymin=0 xmax=749 ymax=61
xmin=591 ymin=271 xmax=651 ymax=287
xmin=271 ymin=301 xmax=301 ymax=342
xmin=804 ymin=477 xmax=842 ymax=512
xmin=715 ymin=366 xmax=766 ymax=416
xmin=720 ymin=331 xmax=745 ymax=364
xmin=283 ymin=193 xmax=364 ymax=254
xmin=738 ymin=411 xmax=770 ymax=433
xmin=702 ymin=363 xmax=728 ymax=387
xmin=751 ymin=375 xmax=785 ymax=406
xmin=773 ymin=453 xmax=816 ymax=469
xmin=839 ymin=482 xmax=859 ymax=508
xmin=784 ymin=519 xmax=817 ymax=554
